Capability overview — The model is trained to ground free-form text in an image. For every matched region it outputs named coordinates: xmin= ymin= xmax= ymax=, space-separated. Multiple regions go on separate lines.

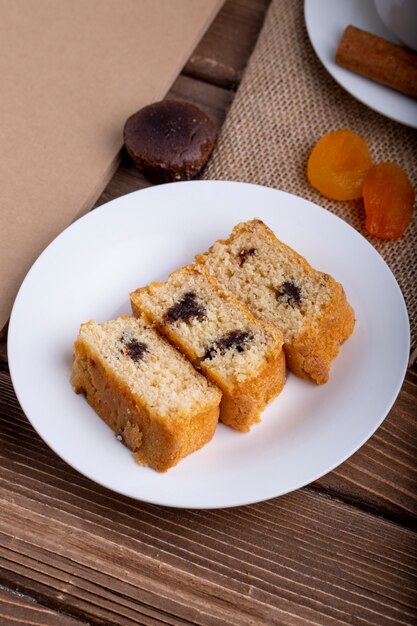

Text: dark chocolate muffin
xmin=123 ymin=100 xmax=217 ymax=184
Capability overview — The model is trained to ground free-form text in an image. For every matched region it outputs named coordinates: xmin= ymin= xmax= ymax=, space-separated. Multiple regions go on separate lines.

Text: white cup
xmin=374 ymin=0 xmax=417 ymax=51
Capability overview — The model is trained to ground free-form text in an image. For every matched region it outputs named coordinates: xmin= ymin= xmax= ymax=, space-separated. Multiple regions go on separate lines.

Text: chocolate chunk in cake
xmin=164 ymin=292 xmax=206 ymax=323
xmin=124 ymin=339 xmax=148 ymax=362
xmin=276 ymin=281 xmax=302 ymax=306
xmin=202 ymin=330 xmax=253 ymax=361
xmin=238 ymin=248 xmax=257 ymax=266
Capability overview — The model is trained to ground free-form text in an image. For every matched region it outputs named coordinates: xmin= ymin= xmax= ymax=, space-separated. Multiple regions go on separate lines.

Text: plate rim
xmin=7 ymin=180 xmax=410 ymax=508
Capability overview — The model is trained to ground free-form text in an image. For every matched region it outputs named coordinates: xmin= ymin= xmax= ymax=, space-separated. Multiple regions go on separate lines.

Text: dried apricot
xmin=363 ymin=162 xmax=415 ymax=239
xmin=307 ymin=130 xmax=373 ymax=200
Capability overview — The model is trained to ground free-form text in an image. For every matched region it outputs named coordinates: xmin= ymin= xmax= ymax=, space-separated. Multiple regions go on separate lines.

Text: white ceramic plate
xmin=304 ymin=0 xmax=417 ymax=128
xmin=8 ymin=181 xmax=409 ymax=509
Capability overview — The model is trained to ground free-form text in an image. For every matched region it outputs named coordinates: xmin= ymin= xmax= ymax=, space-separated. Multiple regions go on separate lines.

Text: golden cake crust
xmin=217 ymin=346 xmax=285 ymax=431
xmin=285 ymin=281 xmax=355 ymax=384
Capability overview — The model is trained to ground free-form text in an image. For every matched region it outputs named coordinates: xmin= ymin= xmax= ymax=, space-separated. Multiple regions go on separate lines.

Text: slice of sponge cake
xmin=71 ymin=315 xmax=221 ymax=471
xmin=196 ymin=219 xmax=355 ymax=384
xmin=131 ymin=264 xmax=285 ymax=432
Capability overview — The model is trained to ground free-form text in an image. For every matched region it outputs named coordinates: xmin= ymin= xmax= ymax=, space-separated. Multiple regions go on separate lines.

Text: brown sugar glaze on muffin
xmin=123 ymin=100 xmax=217 ymax=184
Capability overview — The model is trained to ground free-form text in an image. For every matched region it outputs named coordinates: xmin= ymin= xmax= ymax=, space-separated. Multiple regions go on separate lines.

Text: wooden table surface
xmin=1 ymin=1 xmax=416 ymax=624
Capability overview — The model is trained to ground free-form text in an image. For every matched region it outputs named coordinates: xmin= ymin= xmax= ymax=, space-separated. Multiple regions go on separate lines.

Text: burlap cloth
xmin=203 ymin=0 xmax=417 ymax=362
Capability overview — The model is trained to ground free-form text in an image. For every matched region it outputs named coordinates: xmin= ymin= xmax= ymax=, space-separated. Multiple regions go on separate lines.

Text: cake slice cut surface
xmin=130 ymin=264 xmax=285 ymax=432
xmin=196 ymin=219 xmax=355 ymax=384
xmin=71 ymin=315 xmax=221 ymax=472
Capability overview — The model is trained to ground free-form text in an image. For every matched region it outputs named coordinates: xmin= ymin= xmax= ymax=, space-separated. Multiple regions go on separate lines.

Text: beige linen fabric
xmin=203 ymin=0 xmax=417 ymax=361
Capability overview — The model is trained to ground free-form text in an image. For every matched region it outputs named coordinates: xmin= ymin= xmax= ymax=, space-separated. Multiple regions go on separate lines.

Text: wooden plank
xmin=0 ymin=584 xmax=88 ymax=626
xmin=0 ymin=372 xmax=416 ymax=625
xmin=0 ymin=479 xmax=416 ymax=625
xmin=0 ymin=321 xmax=7 ymax=342
xmin=0 ymin=341 xmax=7 ymax=372
xmin=184 ymin=0 xmax=271 ymax=88
xmin=93 ymin=74 xmax=233 ymax=209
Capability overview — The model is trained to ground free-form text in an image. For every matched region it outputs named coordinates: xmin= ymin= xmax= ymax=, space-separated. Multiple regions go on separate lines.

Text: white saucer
xmin=304 ymin=0 xmax=417 ymax=128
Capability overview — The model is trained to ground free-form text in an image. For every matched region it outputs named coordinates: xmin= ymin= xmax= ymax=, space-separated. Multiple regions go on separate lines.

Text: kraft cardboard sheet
xmin=0 ymin=0 xmax=223 ymax=329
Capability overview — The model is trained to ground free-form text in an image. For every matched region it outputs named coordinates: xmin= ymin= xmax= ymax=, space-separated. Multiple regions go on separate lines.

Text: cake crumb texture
xmin=196 ymin=219 xmax=355 ymax=384
xmin=131 ymin=264 xmax=285 ymax=432
xmin=71 ymin=315 xmax=221 ymax=471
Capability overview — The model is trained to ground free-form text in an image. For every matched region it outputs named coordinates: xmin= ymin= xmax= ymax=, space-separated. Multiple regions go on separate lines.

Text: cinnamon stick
xmin=336 ymin=25 xmax=417 ymax=99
